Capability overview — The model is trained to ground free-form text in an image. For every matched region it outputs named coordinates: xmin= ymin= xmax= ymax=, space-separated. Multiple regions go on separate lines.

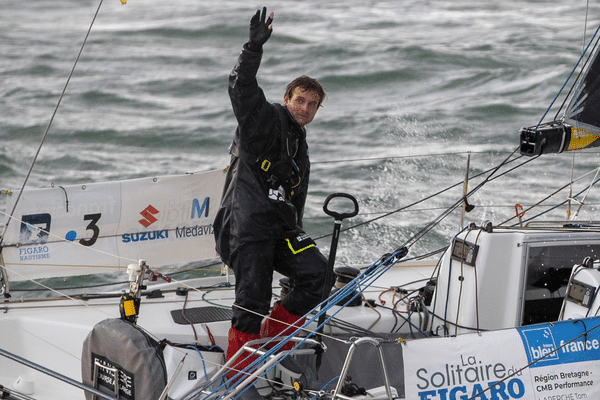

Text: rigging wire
xmin=316 ymin=151 xmax=531 ymax=240
xmin=2 ymin=5 xmax=599 ymax=387
xmin=4 ymin=4 xmax=600 ymax=400
xmin=501 ymin=168 xmax=600 ymax=227
xmin=570 ymin=167 xmax=600 ymax=220
xmin=2 ymin=146 xmax=596 ymax=304
xmin=567 ymin=0 xmax=593 ymax=219
xmin=540 ymin=22 xmax=600 ymax=128
xmin=584 ymin=0 xmax=590 ymax=51
xmin=194 ymin=247 xmax=415 ymax=399
xmin=394 ymin=147 xmax=521 ymax=252
xmin=551 ymin=33 xmax=600 ymax=122
xmin=0 ymin=0 xmax=106 ymax=248
xmin=3 ymin=148 xmax=593 ymax=298
xmin=0 ymin=0 xmax=596 ymax=285
xmin=311 ymin=150 xmax=501 ymax=165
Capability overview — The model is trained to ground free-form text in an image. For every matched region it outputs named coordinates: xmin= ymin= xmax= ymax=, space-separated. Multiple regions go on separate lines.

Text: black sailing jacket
xmin=213 ymin=44 xmax=310 ymax=265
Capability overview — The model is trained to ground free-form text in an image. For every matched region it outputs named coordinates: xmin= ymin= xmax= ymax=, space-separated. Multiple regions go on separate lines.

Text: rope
xmin=190 ymin=248 xmax=412 ymax=399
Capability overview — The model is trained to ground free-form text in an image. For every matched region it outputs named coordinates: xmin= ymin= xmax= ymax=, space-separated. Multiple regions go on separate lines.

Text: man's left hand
xmin=248 ymin=7 xmax=274 ymax=51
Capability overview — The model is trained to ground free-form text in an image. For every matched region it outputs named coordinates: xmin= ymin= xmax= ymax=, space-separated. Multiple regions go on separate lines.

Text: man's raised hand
xmin=248 ymin=7 xmax=274 ymax=51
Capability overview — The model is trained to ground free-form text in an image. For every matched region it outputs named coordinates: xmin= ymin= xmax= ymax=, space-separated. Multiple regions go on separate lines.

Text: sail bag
xmin=81 ymin=318 xmax=167 ymax=400
xmin=81 ymin=318 xmax=225 ymax=400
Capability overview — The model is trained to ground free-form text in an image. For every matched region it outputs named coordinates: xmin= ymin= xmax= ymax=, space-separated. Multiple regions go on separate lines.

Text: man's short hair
xmin=285 ymin=76 xmax=326 ymax=107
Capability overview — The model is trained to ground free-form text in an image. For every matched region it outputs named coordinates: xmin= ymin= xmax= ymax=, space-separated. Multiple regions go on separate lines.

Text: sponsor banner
xmin=517 ymin=317 xmax=600 ymax=399
xmin=3 ymin=181 xmax=122 ymax=280
xmin=116 ymin=171 xmax=224 ymax=268
xmin=2 ymin=170 xmax=226 ymax=280
xmin=403 ymin=317 xmax=600 ymax=400
xmin=404 ymin=328 xmax=529 ymax=400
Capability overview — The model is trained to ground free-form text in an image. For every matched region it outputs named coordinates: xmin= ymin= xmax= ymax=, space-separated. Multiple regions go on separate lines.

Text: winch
xmin=330 ymin=266 xmax=362 ymax=307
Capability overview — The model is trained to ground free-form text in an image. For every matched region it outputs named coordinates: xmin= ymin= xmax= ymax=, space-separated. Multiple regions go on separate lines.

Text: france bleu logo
xmin=517 ymin=318 xmax=600 ymax=367
xmin=518 ymin=326 xmax=559 ymax=367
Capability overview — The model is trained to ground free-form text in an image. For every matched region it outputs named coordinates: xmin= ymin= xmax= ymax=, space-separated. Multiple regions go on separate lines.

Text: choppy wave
xmin=2 ymin=0 xmax=600 ymax=265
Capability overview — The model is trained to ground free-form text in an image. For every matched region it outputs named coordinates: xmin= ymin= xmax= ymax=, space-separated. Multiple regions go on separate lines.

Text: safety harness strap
xmin=229 ymin=104 xmax=304 ymax=194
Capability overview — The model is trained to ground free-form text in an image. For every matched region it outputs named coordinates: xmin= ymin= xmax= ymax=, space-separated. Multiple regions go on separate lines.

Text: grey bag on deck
xmin=81 ymin=318 xmax=167 ymax=400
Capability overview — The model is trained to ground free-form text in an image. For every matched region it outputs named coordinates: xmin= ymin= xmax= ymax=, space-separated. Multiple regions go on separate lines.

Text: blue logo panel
xmin=517 ymin=317 xmax=600 ymax=367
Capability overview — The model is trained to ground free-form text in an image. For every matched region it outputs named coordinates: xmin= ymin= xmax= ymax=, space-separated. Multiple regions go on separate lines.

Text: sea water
xmin=2 ymin=0 xmax=600 ymax=267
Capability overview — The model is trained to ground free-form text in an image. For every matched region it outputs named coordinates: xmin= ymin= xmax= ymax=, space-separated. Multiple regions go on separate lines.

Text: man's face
xmin=284 ymin=87 xmax=321 ymax=127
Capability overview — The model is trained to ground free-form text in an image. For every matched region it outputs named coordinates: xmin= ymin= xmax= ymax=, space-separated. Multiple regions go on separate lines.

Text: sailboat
xmin=4 ymin=7 xmax=600 ymax=400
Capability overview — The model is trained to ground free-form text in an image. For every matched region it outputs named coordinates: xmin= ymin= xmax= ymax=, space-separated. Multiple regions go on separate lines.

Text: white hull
xmin=0 ymin=263 xmax=435 ymax=399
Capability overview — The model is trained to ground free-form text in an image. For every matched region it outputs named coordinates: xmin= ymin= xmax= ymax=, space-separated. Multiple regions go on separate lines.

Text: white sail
xmin=1 ymin=170 xmax=226 ymax=281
